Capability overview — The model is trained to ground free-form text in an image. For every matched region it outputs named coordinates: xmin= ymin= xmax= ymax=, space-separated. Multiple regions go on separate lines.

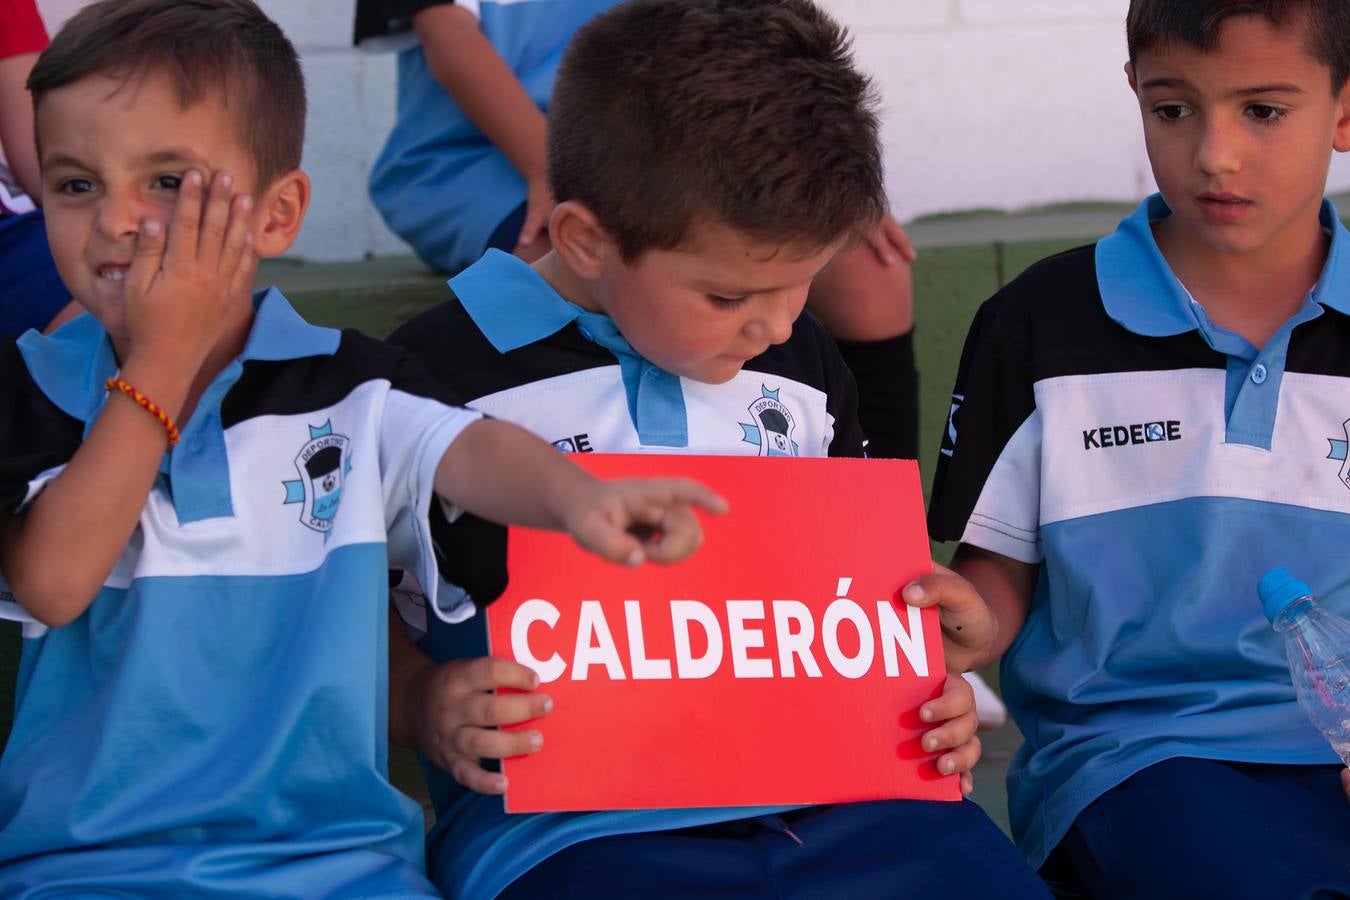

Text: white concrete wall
xmin=33 ymin=0 xmax=1350 ymax=261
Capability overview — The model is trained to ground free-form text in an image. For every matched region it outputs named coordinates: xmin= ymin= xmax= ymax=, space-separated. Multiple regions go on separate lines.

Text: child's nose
xmin=94 ymin=189 xmax=150 ymax=241
xmin=744 ymin=293 xmax=799 ymax=347
xmin=1196 ymin=117 xmax=1243 ymax=176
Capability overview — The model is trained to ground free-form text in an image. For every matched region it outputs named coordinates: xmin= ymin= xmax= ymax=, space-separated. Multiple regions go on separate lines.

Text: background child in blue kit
xmin=384 ymin=2 xmax=1052 ymax=898
xmin=0 ymin=1 xmax=722 ymax=895
xmin=355 ymin=0 xmax=925 ymax=463
xmin=912 ymin=0 xmax=1350 ymax=896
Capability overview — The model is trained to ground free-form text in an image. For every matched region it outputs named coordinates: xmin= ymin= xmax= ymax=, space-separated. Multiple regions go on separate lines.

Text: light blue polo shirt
xmin=0 ymin=290 xmax=480 ymax=897
xmin=930 ymin=195 xmax=1350 ymax=868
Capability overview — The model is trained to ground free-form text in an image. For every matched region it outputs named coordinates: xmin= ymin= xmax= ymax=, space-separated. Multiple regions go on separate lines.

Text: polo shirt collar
xmin=452 ymin=249 xmax=690 ymax=447
xmin=18 ymin=288 xmax=339 ymax=423
xmin=451 ymin=249 xmax=583 ymax=353
xmin=240 ymin=286 xmax=342 ymax=362
xmin=1096 ymin=193 xmax=1350 ymax=337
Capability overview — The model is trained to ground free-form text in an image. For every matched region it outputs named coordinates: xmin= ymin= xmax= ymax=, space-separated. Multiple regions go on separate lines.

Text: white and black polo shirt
xmin=928 ymin=194 xmax=1350 ymax=868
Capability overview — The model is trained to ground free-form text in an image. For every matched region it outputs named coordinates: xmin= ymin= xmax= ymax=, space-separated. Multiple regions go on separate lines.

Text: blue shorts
xmin=485 ymin=201 xmax=528 ymax=257
xmin=498 ymin=799 xmax=1052 ymax=899
xmin=1041 ymin=758 xmax=1350 ymax=899
xmin=0 ymin=210 xmax=68 ymax=339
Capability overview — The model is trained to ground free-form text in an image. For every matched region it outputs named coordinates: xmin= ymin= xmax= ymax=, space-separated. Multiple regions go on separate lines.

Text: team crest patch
xmin=1326 ymin=418 xmax=1350 ymax=491
xmin=282 ymin=420 xmax=353 ymax=538
xmin=740 ymin=385 xmax=799 ymax=457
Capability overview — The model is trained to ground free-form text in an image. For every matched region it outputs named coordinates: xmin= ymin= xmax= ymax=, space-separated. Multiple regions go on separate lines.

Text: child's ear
xmin=252 ymin=169 xmax=310 ymax=258
xmin=1333 ymin=75 xmax=1350 ymax=153
xmin=1125 ymin=61 xmax=1139 ymax=95
xmin=549 ymin=200 xmax=613 ymax=280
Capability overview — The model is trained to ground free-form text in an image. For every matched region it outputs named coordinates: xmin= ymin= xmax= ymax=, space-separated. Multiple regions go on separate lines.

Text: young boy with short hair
xmin=356 ymin=0 xmax=924 ymax=465
xmin=913 ymin=0 xmax=1350 ymax=895
xmin=386 ymin=2 xmax=1052 ymax=897
xmin=0 ymin=1 xmax=723 ymax=895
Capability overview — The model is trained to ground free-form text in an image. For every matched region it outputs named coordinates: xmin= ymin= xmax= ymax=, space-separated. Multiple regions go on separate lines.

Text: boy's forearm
xmin=1 ymin=359 xmax=193 ymax=627
xmin=388 ymin=604 xmax=437 ymax=749
xmin=0 ymin=52 xmax=43 ymax=200
xmin=413 ymin=5 xmax=549 ymax=181
xmin=433 ymin=419 xmax=588 ymax=533
xmin=948 ymin=543 xmax=1037 ymax=669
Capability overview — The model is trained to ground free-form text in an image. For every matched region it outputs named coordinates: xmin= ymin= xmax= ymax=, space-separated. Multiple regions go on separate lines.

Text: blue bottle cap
xmin=1257 ymin=567 xmax=1313 ymax=623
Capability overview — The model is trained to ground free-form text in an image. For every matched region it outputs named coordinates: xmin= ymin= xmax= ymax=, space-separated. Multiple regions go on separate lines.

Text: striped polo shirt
xmin=0 ymin=290 xmax=480 ymax=897
xmin=929 ymin=194 xmax=1350 ymax=868
xmin=387 ymin=248 xmax=865 ymax=898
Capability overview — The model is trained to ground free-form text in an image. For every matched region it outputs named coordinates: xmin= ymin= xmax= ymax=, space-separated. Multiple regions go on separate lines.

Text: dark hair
xmin=28 ymin=0 xmax=305 ymax=186
xmin=1127 ymin=0 xmax=1350 ymax=90
xmin=549 ymin=0 xmax=886 ymax=260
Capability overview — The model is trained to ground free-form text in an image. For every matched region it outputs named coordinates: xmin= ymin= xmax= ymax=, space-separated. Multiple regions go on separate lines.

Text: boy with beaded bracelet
xmin=0 ymin=2 xmax=723 ymax=896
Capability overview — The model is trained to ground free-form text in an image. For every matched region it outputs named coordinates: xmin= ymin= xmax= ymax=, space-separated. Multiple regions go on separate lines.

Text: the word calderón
xmin=510 ymin=579 xmax=929 ymax=683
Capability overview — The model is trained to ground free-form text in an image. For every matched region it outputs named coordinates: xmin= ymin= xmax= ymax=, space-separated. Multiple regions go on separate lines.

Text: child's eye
xmin=56 ymin=178 xmax=96 ymax=195
xmin=153 ymin=173 xmax=183 ymax=190
xmin=1247 ymin=104 xmax=1287 ymax=124
xmin=1152 ymin=104 xmax=1193 ymax=122
xmin=707 ymin=294 xmax=749 ymax=309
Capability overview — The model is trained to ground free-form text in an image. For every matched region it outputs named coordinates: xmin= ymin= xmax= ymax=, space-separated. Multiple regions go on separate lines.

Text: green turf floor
xmin=0 ymin=234 xmax=1087 ymax=835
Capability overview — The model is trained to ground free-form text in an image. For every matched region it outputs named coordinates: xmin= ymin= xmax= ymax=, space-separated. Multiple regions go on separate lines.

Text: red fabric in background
xmin=0 ymin=0 xmax=49 ymax=60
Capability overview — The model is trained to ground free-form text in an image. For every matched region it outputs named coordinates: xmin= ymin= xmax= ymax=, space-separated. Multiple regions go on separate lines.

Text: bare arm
xmin=0 ymin=173 xmax=256 ymax=627
xmin=948 ymin=544 xmax=1038 ymax=665
xmin=0 ymin=51 xmax=41 ymax=200
xmin=413 ymin=5 xmax=547 ymax=188
xmin=0 ymin=356 xmax=193 ymax=626
xmin=412 ymin=4 xmax=553 ymax=249
xmin=388 ymin=604 xmax=442 ymax=749
xmin=901 ymin=543 xmax=1037 ymax=673
xmin=434 ymin=417 xmax=727 ymax=566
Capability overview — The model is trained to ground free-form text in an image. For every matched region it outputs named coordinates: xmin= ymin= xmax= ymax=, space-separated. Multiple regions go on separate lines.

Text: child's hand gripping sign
xmin=486 ymin=455 xmax=957 ymax=812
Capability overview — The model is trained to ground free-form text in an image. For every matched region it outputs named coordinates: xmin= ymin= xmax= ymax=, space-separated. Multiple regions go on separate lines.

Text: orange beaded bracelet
xmin=105 ymin=376 xmax=181 ymax=447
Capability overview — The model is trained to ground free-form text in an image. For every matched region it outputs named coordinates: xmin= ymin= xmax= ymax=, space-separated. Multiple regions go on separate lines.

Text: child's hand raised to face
xmin=123 ymin=168 xmax=258 ymax=378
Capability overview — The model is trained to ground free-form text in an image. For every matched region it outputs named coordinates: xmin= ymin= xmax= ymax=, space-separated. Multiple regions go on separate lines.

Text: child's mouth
xmin=1195 ymin=192 xmax=1254 ymax=223
xmin=98 ymin=266 xmax=129 ymax=282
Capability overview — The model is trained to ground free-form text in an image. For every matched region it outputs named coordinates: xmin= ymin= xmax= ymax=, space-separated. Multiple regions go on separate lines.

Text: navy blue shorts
xmin=0 ymin=210 xmax=69 ymax=339
xmin=499 ymin=799 xmax=1052 ymax=899
xmin=485 ymin=201 xmax=528 ymax=256
xmin=1042 ymin=758 xmax=1350 ymax=899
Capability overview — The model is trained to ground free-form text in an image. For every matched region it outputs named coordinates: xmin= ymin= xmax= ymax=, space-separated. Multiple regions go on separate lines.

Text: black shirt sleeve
xmin=799 ymin=314 xmax=866 ymax=459
xmin=826 ymin=358 xmax=867 ymax=459
xmin=926 ymin=289 xmax=1040 ymax=556
xmin=385 ymin=308 xmax=511 ymax=607
xmin=354 ymin=0 xmax=459 ymax=45
xmin=0 ymin=338 xmax=83 ymax=516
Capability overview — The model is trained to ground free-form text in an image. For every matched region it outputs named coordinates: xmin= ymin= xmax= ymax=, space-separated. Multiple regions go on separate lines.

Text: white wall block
xmin=291 ymin=51 xmax=401 ymax=262
xmin=958 ymin=0 xmax=1127 ymax=26
xmin=821 ymin=0 xmax=956 ymax=32
xmin=35 ymin=0 xmax=80 ymax=32
xmin=258 ymin=0 xmax=356 ymax=52
xmin=853 ymin=24 xmax=1155 ymax=219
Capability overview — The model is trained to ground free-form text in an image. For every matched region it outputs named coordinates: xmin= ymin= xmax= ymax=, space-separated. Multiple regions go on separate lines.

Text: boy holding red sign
xmin=386 ymin=1 xmax=1051 ymax=898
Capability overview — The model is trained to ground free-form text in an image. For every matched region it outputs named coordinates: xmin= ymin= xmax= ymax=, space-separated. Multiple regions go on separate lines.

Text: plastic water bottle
xmin=1257 ymin=567 xmax=1350 ymax=766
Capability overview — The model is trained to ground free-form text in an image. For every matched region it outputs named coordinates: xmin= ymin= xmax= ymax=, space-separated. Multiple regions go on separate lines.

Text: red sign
xmin=486 ymin=454 xmax=956 ymax=812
